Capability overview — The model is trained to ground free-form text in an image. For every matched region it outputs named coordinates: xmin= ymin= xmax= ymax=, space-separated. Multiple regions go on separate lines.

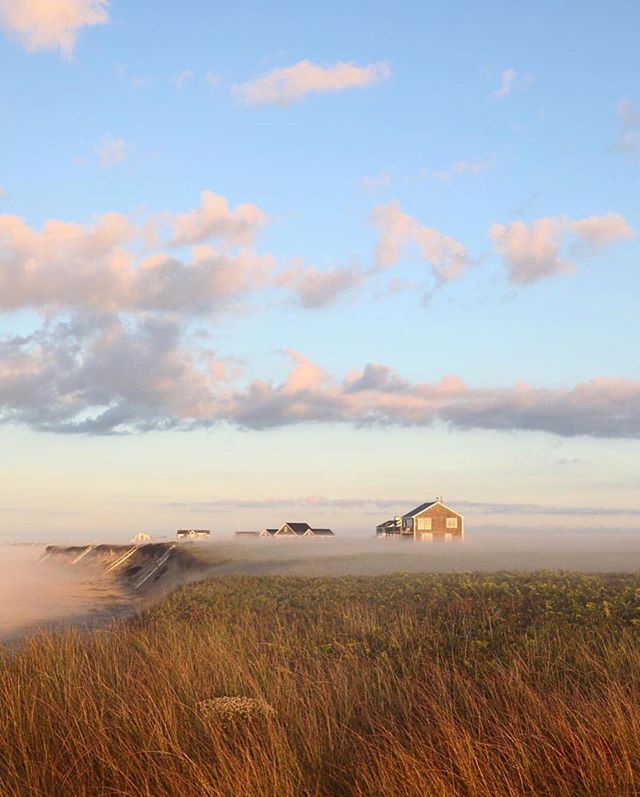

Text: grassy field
xmin=3 ymin=571 xmax=640 ymax=796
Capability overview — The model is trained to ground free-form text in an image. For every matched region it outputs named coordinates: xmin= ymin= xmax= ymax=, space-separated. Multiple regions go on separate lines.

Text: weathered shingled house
xmin=376 ymin=500 xmax=463 ymax=542
xmin=260 ymin=522 xmax=335 ymax=538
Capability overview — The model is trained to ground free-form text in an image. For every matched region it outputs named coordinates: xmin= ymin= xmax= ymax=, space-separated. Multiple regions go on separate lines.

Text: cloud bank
xmin=2 ymin=335 xmax=640 ymax=439
xmin=0 ymin=193 xmax=637 ymax=439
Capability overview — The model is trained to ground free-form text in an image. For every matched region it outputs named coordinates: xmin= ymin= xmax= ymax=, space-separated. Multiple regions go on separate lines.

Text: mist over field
xmin=2 ymin=528 xmax=640 ymax=640
xmin=0 ymin=547 xmax=128 ymax=639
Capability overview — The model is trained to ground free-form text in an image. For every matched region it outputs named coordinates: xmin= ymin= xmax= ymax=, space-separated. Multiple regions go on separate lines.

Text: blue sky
xmin=0 ymin=0 xmax=639 ymax=540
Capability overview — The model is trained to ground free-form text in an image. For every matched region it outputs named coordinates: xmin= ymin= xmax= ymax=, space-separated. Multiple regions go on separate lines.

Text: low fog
xmin=2 ymin=529 xmax=640 ymax=641
xmin=203 ymin=528 xmax=640 ymax=576
xmin=0 ymin=547 xmax=128 ymax=640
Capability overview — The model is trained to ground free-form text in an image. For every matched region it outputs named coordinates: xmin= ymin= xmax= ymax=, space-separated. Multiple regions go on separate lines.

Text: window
xmin=421 ymin=532 xmax=433 ymax=543
xmin=416 ymin=517 xmax=432 ymax=531
xmin=445 ymin=533 xmax=452 ymax=543
xmin=446 ymin=517 xmax=458 ymax=529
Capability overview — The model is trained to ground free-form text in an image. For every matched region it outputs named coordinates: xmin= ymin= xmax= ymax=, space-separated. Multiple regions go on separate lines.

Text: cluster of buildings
xmin=170 ymin=499 xmax=464 ymax=543
xmin=236 ymin=522 xmax=335 ymax=539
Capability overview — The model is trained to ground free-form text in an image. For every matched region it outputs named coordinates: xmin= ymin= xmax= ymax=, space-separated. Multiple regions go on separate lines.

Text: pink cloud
xmin=489 ymin=217 xmax=570 ymax=283
xmin=569 ymin=213 xmax=633 ymax=249
xmin=490 ymin=213 xmax=634 ymax=284
xmin=0 ymin=211 xmax=135 ymax=310
xmin=3 ymin=329 xmax=640 ymax=438
xmin=371 ymin=202 xmax=470 ymax=283
xmin=169 ymin=190 xmax=266 ymax=247
xmin=283 ymin=351 xmax=329 ymax=392
xmin=0 ymin=195 xmax=274 ymax=314
xmin=0 ymin=0 xmax=108 ymax=57
xmin=234 ymin=60 xmax=390 ymax=106
xmin=277 ymin=262 xmax=363 ymax=308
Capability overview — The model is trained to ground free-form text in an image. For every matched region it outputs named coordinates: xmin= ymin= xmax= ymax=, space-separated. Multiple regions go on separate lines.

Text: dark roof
xmin=307 ymin=528 xmax=335 ymax=536
xmin=377 ymin=519 xmax=398 ymax=528
xmin=402 ymin=502 xmax=438 ymax=519
xmin=177 ymin=529 xmax=210 ymax=534
xmin=283 ymin=522 xmax=312 ymax=534
xmin=263 ymin=528 xmax=278 ymax=535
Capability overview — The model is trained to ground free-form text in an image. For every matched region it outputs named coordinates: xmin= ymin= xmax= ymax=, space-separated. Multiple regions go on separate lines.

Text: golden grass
xmin=2 ymin=572 xmax=640 ymax=796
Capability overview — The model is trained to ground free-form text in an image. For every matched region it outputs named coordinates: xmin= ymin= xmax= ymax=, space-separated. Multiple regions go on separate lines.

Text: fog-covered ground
xmin=2 ymin=528 xmax=640 ymax=640
xmin=0 ymin=546 xmax=128 ymax=640
xmin=196 ymin=528 xmax=640 ymax=575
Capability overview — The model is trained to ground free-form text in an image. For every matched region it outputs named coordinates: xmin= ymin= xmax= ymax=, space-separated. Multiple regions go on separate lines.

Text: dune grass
xmin=2 ymin=571 xmax=640 ymax=796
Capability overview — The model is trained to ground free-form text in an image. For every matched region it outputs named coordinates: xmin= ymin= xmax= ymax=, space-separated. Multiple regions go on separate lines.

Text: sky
xmin=0 ymin=0 xmax=639 ymax=541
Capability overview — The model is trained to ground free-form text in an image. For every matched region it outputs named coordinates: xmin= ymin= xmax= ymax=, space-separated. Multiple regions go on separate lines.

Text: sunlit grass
xmin=2 ymin=572 xmax=640 ymax=795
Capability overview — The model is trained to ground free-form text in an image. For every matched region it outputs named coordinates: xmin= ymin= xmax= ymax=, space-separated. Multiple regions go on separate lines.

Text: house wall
xmin=412 ymin=504 xmax=463 ymax=541
xmin=276 ymin=525 xmax=297 ymax=535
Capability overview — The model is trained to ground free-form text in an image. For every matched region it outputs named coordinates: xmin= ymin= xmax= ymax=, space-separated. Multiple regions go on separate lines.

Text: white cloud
xmin=371 ymin=202 xmax=470 ymax=284
xmin=491 ymin=68 xmax=533 ymax=99
xmin=96 ymin=134 xmax=129 ymax=168
xmin=490 ymin=213 xmax=633 ymax=284
xmin=234 ymin=59 xmax=390 ymax=106
xmin=0 ymin=0 xmax=108 ymax=57
xmin=173 ymin=69 xmax=193 ymax=88
xmin=616 ymin=99 xmax=640 ymax=155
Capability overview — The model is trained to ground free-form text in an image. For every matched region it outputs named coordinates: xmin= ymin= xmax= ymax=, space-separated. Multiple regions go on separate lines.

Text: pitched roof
xmin=402 ymin=501 xmax=438 ymax=519
xmin=263 ymin=528 xmax=278 ymax=535
xmin=283 ymin=522 xmax=312 ymax=534
xmin=307 ymin=528 xmax=335 ymax=536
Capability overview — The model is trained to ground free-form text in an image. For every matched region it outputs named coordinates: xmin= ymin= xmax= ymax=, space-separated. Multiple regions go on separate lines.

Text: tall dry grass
xmin=1 ymin=572 xmax=640 ymax=796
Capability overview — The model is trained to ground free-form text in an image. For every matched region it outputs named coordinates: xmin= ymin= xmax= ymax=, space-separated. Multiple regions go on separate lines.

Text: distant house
xmin=130 ymin=532 xmax=151 ymax=544
xmin=375 ymin=518 xmax=402 ymax=537
xmin=260 ymin=522 xmax=335 ymax=538
xmin=234 ymin=531 xmax=261 ymax=538
xmin=376 ymin=500 xmax=464 ymax=542
xmin=176 ymin=529 xmax=211 ymax=541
